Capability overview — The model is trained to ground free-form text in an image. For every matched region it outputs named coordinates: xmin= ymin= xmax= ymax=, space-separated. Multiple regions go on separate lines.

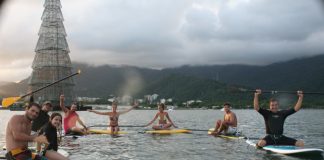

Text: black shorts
xmin=65 ymin=129 xmax=83 ymax=136
xmin=262 ymin=135 xmax=297 ymax=145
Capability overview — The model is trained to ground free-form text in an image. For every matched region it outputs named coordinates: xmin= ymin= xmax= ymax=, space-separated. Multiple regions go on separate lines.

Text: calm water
xmin=1 ymin=109 xmax=323 ymax=160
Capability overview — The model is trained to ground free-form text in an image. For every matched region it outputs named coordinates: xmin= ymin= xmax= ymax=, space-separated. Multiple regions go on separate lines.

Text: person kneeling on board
xmin=88 ymin=100 xmax=138 ymax=135
xmin=144 ymin=103 xmax=177 ymax=130
xmin=5 ymin=103 xmax=49 ymax=160
xmin=38 ymin=113 xmax=68 ymax=160
xmin=254 ymin=89 xmax=304 ymax=147
xmin=211 ymin=102 xmax=238 ymax=136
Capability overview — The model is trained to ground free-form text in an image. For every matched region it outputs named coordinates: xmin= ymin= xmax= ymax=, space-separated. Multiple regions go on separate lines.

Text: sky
xmin=0 ymin=0 xmax=324 ymax=82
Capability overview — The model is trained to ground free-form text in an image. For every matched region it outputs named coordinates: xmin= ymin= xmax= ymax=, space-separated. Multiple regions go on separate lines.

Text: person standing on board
xmin=60 ymin=94 xmax=88 ymax=135
xmin=5 ymin=103 xmax=49 ymax=160
xmin=254 ymin=89 xmax=304 ymax=147
xmin=144 ymin=103 xmax=178 ymax=130
xmin=87 ymin=100 xmax=139 ymax=135
xmin=211 ymin=102 xmax=238 ymax=136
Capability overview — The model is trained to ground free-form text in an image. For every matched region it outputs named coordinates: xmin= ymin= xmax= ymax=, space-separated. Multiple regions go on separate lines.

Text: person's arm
xmin=87 ymin=109 xmax=110 ymax=115
xmin=165 ymin=113 xmax=177 ymax=128
xmin=144 ymin=114 xmax=158 ymax=127
xmin=9 ymin=116 xmax=48 ymax=144
xmin=294 ymin=90 xmax=303 ymax=112
xmin=254 ymin=89 xmax=261 ymax=111
xmin=77 ymin=116 xmax=87 ymax=129
xmin=59 ymin=95 xmax=69 ymax=113
xmin=118 ymin=101 xmax=139 ymax=115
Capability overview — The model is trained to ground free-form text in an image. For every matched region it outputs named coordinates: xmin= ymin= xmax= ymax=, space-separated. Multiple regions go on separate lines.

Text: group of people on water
xmin=4 ymin=89 xmax=304 ymax=160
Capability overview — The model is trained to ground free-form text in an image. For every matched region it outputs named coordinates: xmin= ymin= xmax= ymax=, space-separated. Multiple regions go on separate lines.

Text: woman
xmin=145 ymin=103 xmax=177 ymax=130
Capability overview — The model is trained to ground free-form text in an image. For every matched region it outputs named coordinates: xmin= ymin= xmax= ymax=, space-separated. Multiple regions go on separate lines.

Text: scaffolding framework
xmin=28 ymin=0 xmax=74 ymax=106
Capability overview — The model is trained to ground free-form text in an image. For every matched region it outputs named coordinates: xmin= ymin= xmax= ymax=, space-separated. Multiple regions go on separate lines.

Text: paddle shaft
xmin=20 ymin=71 xmax=80 ymax=99
xmin=88 ymin=124 xmax=145 ymax=128
xmin=241 ymin=89 xmax=324 ymax=95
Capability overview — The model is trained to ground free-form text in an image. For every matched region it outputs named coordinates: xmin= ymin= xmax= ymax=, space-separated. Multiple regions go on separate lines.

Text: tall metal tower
xmin=28 ymin=0 xmax=74 ymax=106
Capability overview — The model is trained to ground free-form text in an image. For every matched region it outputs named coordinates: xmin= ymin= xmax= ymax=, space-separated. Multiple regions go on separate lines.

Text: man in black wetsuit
xmin=32 ymin=101 xmax=53 ymax=133
xmin=254 ymin=89 xmax=304 ymax=147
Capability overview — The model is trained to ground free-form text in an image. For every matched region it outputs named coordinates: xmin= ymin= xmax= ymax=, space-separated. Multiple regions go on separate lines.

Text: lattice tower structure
xmin=29 ymin=0 xmax=74 ymax=106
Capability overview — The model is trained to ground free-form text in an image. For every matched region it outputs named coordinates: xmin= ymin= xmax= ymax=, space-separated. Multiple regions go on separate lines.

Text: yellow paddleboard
xmin=89 ymin=129 xmax=127 ymax=134
xmin=145 ymin=129 xmax=191 ymax=134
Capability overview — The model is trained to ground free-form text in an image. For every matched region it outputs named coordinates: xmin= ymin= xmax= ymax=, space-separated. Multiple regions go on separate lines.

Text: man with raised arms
xmin=254 ymin=89 xmax=304 ymax=147
xmin=5 ymin=103 xmax=49 ymax=160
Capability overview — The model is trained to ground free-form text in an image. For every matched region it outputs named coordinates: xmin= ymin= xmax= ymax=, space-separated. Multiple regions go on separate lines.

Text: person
xmin=144 ymin=103 xmax=177 ymax=130
xmin=87 ymin=100 xmax=138 ymax=135
xmin=32 ymin=101 xmax=53 ymax=133
xmin=211 ymin=102 xmax=238 ymax=136
xmin=254 ymin=89 xmax=304 ymax=147
xmin=5 ymin=103 xmax=49 ymax=160
xmin=59 ymin=94 xmax=88 ymax=135
xmin=38 ymin=113 xmax=68 ymax=160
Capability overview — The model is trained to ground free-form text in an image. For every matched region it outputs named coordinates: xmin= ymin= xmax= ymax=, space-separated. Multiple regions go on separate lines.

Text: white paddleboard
xmin=246 ymin=139 xmax=323 ymax=155
xmin=1 ymin=145 xmax=69 ymax=158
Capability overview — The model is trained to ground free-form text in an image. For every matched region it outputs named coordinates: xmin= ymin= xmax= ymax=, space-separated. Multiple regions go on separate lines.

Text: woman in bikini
xmin=145 ymin=103 xmax=177 ymax=130
xmin=88 ymin=101 xmax=138 ymax=135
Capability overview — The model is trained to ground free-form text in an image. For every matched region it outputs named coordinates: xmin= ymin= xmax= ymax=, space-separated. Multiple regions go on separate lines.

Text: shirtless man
xmin=5 ymin=103 xmax=49 ymax=160
xmin=145 ymin=103 xmax=177 ymax=130
xmin=211 ymin=102 xmax=238 ymax=136
xmin=254 ymin=89 xmax=304 ymax=147
xmin=60 ymin=95 xmax=88 ymax=135
xmin=88 ymin=101 xmax=138 ymax=135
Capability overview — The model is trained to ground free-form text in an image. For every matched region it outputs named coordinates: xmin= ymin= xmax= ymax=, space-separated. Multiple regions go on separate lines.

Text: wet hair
xmin=269 ymin=98 xmax=278 ymax=103
xmin=50 ymin=112 xmax=62 ymax=121
xmin=223 ymin=102 xmax=231 ymax=107
xmin=27 ymin=102 xmax=41 ymax=111
xmin=112 ymin=101 xmax=118 ymax=106
xmin=158 ymin=103 xmax=165 ymax=109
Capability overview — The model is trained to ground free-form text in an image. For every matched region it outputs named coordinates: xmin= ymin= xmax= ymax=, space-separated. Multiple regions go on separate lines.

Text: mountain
xmin=1 ymin=54 xmax=324 ymax=106
xmin=162 ymin=54 xmax=324 ymax=91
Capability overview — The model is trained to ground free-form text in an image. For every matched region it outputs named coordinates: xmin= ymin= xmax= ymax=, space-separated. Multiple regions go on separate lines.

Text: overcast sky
xmin=1 ymin=0 xmax=324 ymax=82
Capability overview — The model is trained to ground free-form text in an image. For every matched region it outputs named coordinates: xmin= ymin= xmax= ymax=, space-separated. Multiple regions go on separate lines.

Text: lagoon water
xmin=1 ymin=109 xmax=323 ymax=160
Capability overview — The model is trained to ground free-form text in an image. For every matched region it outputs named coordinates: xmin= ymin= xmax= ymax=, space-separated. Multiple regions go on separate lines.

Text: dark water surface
xmin=1 ymin=109 xmax=323 ymax=160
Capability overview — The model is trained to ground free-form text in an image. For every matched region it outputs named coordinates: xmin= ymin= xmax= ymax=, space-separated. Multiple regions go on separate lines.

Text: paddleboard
xmin=207 ymin=128 xmax=245 ymax=139
xmin=145 ymin=129 xmax=191 ymax=134
xmin=89 ymin=129 xmax=127 ymax=134
xmin=246 ymin=139 xmax=323 ymax=155
xmin=1 ymin=146 xmax=69 ymax=158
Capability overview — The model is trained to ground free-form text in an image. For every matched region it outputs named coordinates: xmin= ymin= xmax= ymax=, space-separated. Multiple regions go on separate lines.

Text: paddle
xmin=238 ymin=88 xmax=324 ymax=95
xmin=88 ymin=124 xmax=145 ymax=128
xmin=1 ymin=70 xmax=81 ymax=107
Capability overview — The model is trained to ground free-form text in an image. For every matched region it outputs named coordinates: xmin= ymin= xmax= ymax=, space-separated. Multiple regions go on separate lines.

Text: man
xmin=5 ymin=103 xmax=48 ymax=160
xmin=254 ymin=89 xmax=304 ymax=147
xmin=211 ymin=102 xmax=238 ymax=136
xmin=32 ymin=101 xmax=53 ymax=132
xmin=59 ymin=94 xmax=88 ymax=135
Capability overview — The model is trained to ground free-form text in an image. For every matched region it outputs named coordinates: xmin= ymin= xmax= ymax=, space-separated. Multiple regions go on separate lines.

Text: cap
xmin=43 ymin=101 xmax=52 ymax=107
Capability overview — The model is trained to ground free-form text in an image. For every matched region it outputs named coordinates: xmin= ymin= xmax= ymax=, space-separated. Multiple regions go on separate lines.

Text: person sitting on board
xmin=59 ymin=94 xmax=88 ymax=135
xmin=5 ymin=103 xmax=49 ymax=160
xmin=144 ymin=103 xmax=178 ymax=130
xmin=254 ymin=89 xmax=304 ymax=147
xmin=87 ymin=100 xmax=139 ymax=135
xmin=38 ymin=113 xmax=68 ymax=160
xmin=211 ymin=102 xmax=238 ymax=136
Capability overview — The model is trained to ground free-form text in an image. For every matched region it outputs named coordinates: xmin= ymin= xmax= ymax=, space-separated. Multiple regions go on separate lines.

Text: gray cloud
xmin=1 ymin=0 xmax=324 ymax=81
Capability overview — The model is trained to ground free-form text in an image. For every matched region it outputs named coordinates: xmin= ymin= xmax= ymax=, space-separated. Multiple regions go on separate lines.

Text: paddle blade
xmin=2 ymin=97 xmax=21 ymax=107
